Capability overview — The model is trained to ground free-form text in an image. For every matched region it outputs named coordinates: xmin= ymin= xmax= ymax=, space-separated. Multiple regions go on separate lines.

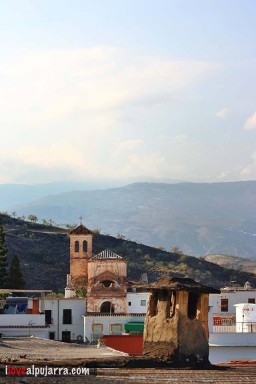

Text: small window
xmin=75 ymin=241 xmax=79 ymax=252
xmin=92 ymin=323 xmax=103 ymax=340
xmin=167 ymin=292 xmax=176 ymax=318
xmin=248 ymin=298 xmax=255 ymax=304
xmin=128 ymin=302 xmax=131 ymax=306
xmin=188 ymin=292 xmax=199 ymax=319
xmin=83 ymin=240 xmax=87 ymax=252
xmin=102 ymin=280 xmax=113 ymax=288
xmin=221 ymin=298 xmax=228 ymax=312
xmin=100 ymin=301 xmax=114 ymax=314
xmin=63 ymin=309 xmax=72 ymax=324
xmin=140 ymin=300 xmax=146 ymax=306
xmin=110 ymin=324 xmax=122 ymax=335
xmin=45 ymin=310 xmax=52 ymax=324
xmin=49 ymin=332 xmax=55 ymax=340
xmin=149 ymin=292 xmax=158 ymax=316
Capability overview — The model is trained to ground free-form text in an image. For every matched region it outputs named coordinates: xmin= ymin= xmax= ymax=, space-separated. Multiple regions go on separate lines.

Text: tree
xmin=28 ymin=214 xmax=38 ymax=223
xmin=0 ymin=223 xmax=8 ymax=287
xmin=8 ymin=254 xmax=25 ymax=289
xmin=170 ymin=246 xmax=184 ymax=255
xmin=117 ymin=233 xmax=126 ymax=240
xmin=92 ymin=227 xmax=101 ymax=234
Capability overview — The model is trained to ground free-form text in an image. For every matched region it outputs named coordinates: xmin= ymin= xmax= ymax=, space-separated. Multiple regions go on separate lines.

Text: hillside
xmin=203 ymin=254 xmax=256 ymax=274
xmin=1 ymin=214 xmax=255 ymax=292
xmin=10 ymin=180 xmax=256 ymax=258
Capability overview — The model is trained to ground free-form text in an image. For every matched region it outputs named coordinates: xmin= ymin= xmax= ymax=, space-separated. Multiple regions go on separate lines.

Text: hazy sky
xmin=0 ymin=0 xmax=256 ymax=184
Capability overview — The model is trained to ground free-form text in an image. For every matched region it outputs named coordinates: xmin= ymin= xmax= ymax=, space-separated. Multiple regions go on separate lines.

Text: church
xmin=65 ymin=223 xmax=128 ymax=314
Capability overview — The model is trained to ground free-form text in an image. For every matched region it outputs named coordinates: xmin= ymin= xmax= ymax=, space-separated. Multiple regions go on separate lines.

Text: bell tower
xmin=66 ymin=224 xmax=93 ymax=293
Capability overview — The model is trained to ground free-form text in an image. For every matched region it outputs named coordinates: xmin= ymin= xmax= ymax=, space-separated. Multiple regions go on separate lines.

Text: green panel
xmin=124 ymin=322 xmax=144 ymax=333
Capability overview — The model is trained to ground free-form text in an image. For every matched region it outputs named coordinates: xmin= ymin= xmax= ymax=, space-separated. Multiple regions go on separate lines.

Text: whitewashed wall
xmin=126 ymin=292 xmax=149 ymax=313
xmin=44 ymin=298 xmax=85 ymax=341
xmin=209 ymin=290 xmax=256 ymax=315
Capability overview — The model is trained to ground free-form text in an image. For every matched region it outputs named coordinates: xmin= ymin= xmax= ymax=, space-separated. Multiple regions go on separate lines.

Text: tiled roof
xmin=142 ymin=276 xmax=220 ymax=294
xmin=92 ymin=249 xmax=122 ymax=259
xmin=69 ymin=224 xmax=93 ymax=235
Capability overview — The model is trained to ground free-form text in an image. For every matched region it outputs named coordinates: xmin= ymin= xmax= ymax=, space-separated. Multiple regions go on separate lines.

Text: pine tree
xmin=8 ymin=254 xmax=25 ymax=289
xmin=0 ymin=223 xmax=8 ymax=288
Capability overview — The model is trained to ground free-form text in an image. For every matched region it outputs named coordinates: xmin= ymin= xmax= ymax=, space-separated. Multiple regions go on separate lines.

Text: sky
xmin=0 ymin=0 xmax=256 ymax=184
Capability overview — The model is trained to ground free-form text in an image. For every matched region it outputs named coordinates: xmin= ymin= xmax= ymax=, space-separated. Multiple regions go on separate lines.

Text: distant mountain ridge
xmin=6 ymin=180 xmax=256 ymax=258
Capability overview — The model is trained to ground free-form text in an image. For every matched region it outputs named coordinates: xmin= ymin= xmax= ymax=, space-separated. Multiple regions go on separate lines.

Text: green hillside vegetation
xmin=0 ymin=213 xmax=255 ymax=292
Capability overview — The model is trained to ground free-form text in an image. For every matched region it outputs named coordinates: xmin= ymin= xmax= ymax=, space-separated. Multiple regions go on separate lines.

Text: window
xmin=63 ymin=309 xmax=72 ymax=324
xmin=188 ymin=292 xmax=199 ymax=319
xmin=49 ymin=332 xmax=55 ymax=340
xmin=75 ymin=241 xmax=79 ymax=252
xmin=149 ymin=292 xmax=158 ymax=316
xmin=110 ymin=324 xmax=122 ymax=335
xmin=128 ymin=302 xmax=131 ymax=306
xmin=83 ymin=240 xmax=87 ymax=252
xmin=92 ymin=324 xmax=103 ymax=340
xmin=100 ymin=301 xmax=114 ymax=314
xmin=102 ymin=280 xmax=113 ymax=288
xmin=62 ymin=331 xmax=71 ymax=342
xmin=167 ymin=292 xmax=176 ymax=318
xmin=221 ymin=298 xmax=228 ymax=312
xmin=45 ymin=310 xmax=52 ymax=324
xmin=140 ymin=300 xmax=146 ymax=306
xmin=248 ymin=298 xmax=255 ymax=304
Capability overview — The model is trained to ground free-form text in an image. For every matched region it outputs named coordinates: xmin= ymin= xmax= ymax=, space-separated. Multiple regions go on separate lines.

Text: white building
xmin=0 ymin=291 xmax=51 ymax=338
xmin=210 ymin=282 xmax=256 ymax=317
xmin=207 ymin=282 xmax=256 ymax=363
xmin=44 ymin=298 xmax=86 ymax=342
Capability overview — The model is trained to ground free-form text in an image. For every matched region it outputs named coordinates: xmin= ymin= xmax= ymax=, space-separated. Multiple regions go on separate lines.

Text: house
xmin=0 ymin=290 xmax=52 ymax=338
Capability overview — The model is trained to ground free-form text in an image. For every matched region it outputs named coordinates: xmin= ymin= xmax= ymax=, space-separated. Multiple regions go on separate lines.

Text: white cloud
xmin=244 ymin=112 xmax=256 ymax=130
xmin=112 ymin=139 xmax=143 ymax=158
xmin=215 ymin=108 xmax=228 ymax=118
xmin=240 ymin=151 xmax=256 ymax=179
xmin=171 ymin=134 xmax=189 ymax=144
xmin=0 ymin=48 xmax=217 ymax=128
xmin=0 ymin=47 xmax=218 ymax=182
xmin=217 ymin=171 xmax=230 ymax=179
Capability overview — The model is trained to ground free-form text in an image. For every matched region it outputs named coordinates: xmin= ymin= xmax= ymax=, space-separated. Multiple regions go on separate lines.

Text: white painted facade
xmin=0 ymin=314 xmax=47 ymax=338
xmin=126 ymin=292 xmax=149 ymax=313
xmin=83 ymin=314 xmax=145 ymax=342
xmin=44 ymin=294 xmax=148 ymax=342
xmin=209 ymin=333 xmax=256 ymax=363
xmin=210 ymin=287 xmax=256 ymax=315
xmin=208 ymin=292 xmax=256 ymax=363
xmin=44 ymin=298 xmax=85 ymax=341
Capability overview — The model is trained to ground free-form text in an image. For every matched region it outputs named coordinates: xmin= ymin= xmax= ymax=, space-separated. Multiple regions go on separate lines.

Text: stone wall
xmin=143 ymin=289 xmax=210 ymax=364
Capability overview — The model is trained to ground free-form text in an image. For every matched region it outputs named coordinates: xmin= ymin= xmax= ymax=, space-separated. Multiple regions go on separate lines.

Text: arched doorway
xmin=100 ymin=301 xmax=114 ymax=314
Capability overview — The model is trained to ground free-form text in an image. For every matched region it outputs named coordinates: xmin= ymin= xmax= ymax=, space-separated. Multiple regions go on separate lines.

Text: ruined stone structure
xmin=65 ymin=224 xmax=127 ymax=314
xmin=143 ymin=276 xmax=219 ymax=365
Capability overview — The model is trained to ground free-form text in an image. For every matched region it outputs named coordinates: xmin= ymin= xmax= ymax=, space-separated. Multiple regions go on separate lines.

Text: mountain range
xmin=5 ymin=180 xmax=256 ymax=258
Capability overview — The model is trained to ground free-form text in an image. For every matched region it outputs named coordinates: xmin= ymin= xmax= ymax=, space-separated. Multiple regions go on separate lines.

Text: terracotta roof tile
xmin=142 ymin=276 xmax=220 ymax=293
xmin=69 ymin=224 xmax=93 ymax=235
